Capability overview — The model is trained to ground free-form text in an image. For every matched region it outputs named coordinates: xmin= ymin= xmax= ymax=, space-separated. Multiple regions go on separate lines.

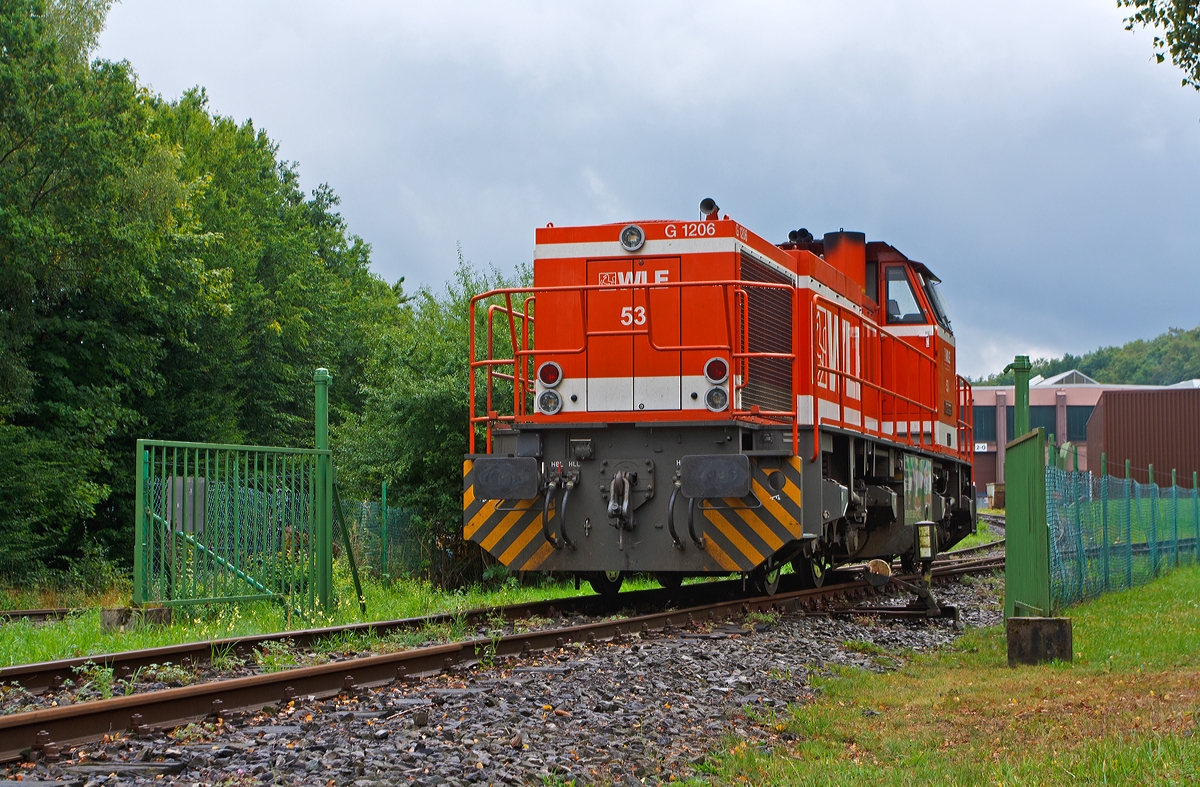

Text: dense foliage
xmin=334 ymin=256 xmax=525 ymax=587
xmin=1121 ymin=0 xmax=1200 ymax=91
xmin=0 ymin=0 xmax=403 ymax=573
xmin=975 ymin=325 xmax=1200 ymax=386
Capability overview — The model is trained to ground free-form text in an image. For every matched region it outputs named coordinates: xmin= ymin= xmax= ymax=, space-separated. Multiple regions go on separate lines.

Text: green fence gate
xmin=133 ymin=440 xmax=332 ymax=618
xmin=1005 ymin=427 xmax=1051 ymax=618
xmin=1002 ymin=354 xmax=1198 ymax=617
xmin=132 ymin=369 xmax=355 ymax=619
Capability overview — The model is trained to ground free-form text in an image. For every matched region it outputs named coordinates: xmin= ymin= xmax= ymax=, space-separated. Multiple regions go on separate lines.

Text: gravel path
xmin=3 ymin=568 xmax=1003 ymax=787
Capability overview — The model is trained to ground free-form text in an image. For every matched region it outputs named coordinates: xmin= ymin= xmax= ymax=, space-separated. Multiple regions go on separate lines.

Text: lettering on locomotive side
xmin=663 ymin=223 xmax=718 ymax=239
xmin=598 ymin=270 xmax=670 ymax=285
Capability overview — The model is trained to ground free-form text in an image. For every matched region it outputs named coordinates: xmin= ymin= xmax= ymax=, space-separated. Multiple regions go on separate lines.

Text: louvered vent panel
xmin=739 ymin=253 xmax=793 ymax=415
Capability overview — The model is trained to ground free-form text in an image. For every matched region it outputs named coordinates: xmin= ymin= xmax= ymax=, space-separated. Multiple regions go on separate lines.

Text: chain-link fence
xmin=338 ymin=500 xmax=425 ymax=578
xmin=1046 ymin=467 xmax=1200 ymax=610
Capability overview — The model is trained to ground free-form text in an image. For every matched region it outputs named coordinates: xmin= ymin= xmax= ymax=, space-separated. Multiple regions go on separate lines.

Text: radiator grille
xmin=739 ymin=253 xmax=793 ymax=414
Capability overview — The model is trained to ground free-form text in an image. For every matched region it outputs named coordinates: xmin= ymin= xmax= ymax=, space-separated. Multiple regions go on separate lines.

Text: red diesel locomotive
xmin=463 ymin=200 xmax=975 ymax=596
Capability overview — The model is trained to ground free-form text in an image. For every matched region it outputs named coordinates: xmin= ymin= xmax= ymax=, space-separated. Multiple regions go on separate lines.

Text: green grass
xmin=949 ymin=515 xmax=1001 ymax=552
xmin=0 ymin=561 xmax=672 ymax=667
xmin=698 ymin=563 xmax=1200 ymax=785
xmin=0 ymin=561 xmax=665 ymax=667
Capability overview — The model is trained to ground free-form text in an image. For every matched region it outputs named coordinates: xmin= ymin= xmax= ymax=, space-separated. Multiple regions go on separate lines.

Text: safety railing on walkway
xmin=468 ymin=279 xmax=798 ymax=452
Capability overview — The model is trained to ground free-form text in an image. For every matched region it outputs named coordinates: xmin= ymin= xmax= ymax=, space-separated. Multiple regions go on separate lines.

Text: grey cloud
xmin=98 ymin=0 xmax=1200 ymax=377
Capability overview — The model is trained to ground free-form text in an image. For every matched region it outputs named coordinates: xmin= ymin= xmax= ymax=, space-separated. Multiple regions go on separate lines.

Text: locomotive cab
xmin=464 ymin=207 xmax=975 ymax=596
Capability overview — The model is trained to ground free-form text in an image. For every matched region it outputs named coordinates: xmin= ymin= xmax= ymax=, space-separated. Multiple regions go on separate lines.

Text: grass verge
xmin=699 ymin=564 xmax=1200 ymax=786
xmin=0 ymin=564 xmax=662 ymax=667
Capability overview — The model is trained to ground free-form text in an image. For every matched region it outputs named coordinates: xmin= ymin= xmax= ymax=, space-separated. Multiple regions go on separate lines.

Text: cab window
xmin=885 ymin=266 xmax=925 ymax=324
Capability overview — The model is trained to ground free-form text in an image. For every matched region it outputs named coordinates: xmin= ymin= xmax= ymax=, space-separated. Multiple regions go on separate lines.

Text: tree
xmin=336 ymin=253 xmax=523 ymax=587
xmin=1 ymin=0 xmax=223 ymax=569
xmin=1 ymin=0 xmax=400 ymax=572
xmin=975 ymin=324 xmax=1200 ymax=385
xmin=1121 ymin=0 xmax=1200 ymax=90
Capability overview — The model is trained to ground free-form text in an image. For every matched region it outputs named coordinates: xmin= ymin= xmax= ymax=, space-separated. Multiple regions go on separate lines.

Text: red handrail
xmin=468 ymin=279 xmax=796 ymax=452
xmin=809 ymin=293 xmax=942 ymax=462
xmin=469 ymin=280 xmax=971 ymax=469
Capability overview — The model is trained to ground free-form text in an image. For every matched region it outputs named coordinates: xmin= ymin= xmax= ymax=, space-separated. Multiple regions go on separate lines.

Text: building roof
xmin=1035 ymin=369 xmax=1099 ymax=386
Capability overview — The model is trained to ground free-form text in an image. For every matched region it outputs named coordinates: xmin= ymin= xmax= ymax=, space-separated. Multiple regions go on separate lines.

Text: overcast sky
xmin=97 ymin=1 xmax=1200 ymax=378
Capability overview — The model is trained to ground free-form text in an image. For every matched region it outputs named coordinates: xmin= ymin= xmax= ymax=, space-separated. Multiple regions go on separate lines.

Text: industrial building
xmin=972 ymin=371 xmax=1200 ymax=501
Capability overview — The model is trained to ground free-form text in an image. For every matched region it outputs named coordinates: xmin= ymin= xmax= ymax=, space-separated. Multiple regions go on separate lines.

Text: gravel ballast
xmin=2 ymin=568 xmax=1003 ymax=786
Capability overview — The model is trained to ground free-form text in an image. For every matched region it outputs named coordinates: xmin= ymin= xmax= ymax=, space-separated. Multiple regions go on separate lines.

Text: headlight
xmin=704 ymin=357 xmax=729 ymax=384
xmin=619 ymin=224 xmax=645 ymax=252
xmin=538 ymin=390 xmax=563 ymax=415
xmin=537 ymin=361 xmax=562 ymax=388
xmin=704 ymin=386 xmax=728 ymax=412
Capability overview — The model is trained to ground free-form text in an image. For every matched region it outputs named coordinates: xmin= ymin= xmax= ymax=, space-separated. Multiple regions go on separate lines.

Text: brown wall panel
xmin=973 ymin=452 xmax=997 ymax=488
xmin=1085 ymin=389 xmax=1200 ymax=487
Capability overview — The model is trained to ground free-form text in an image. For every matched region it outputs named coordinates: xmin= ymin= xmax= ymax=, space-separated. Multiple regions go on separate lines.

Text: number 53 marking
xmin=620 ymin=306 xmax=646 ymax=326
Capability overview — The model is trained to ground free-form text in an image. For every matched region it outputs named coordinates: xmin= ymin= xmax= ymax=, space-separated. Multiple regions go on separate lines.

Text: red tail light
xmin=704 ymin=357 xmax=729 ymax=384
xmin=537 ymin=361 xmax=563 ymax=387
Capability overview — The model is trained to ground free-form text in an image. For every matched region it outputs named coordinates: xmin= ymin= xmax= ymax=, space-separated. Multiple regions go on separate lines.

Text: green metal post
xmin=1171 ymin=469 xmax=1178 ymax=569
xmin=1048 ymin=434 xmax=1057 ymax=469
xmin=134 ymin=440 xmax=147 ymax=605
xmin=1101 ymin=452 xmax=1109 ymax=591
xmin=1125 ymin=460 xmax=1133 ymax=589
xmin=315 ymin=368 xmax=333 ymax=612
xmin=1005 ymin=355 xmax=1032 ymax=436
xmin=1073 ymin=454 xmax=1084 ymax=600
xmin=1149 ymin=464 xmax=1158 ymax=576
xmin=1073 ymin=444 xmax=1078 ymax=472
xmin=381 ymin=479 xmax=388 ymax=577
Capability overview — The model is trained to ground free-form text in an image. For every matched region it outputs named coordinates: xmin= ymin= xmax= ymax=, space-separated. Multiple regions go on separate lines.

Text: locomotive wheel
xmin=588 ymin=570 xmax=624 ymax=598
xmin=655 ymin=572 xmax=684 ymax=590
xmin=792 ymin=556 xmax=830 ymax=590
xmin=752 ymin=565 xmax=782 ymax=596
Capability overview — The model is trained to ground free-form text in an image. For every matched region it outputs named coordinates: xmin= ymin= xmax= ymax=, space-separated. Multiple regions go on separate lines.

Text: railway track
xmin=1 ymin=541 xmax=1003 ymax=694
xmin=0 ymin=553 xmax=1002 ymax=763
xmin=0 ymin=608 xmax=72 ymax=623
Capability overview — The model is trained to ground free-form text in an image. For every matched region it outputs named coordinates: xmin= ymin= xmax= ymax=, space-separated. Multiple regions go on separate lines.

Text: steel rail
xmin=0 ymin=573 xmax=807 ymax=693
xmin=0 ymin=555 xmax=1003 ymax=763
xmin=2 ymin=545 xmax=1005 ymax=691
xmin=0 ymin=609 xmax=73 ymax=623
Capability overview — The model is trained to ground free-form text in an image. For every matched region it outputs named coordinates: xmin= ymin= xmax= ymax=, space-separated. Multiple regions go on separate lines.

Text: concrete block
xmin=1007 ymin=616 xmax=1072 ymax=666
xmin=135 ymin=606 xmax=173 ymax=627
xmin=100 ymin=607 xmax=132 ymax=633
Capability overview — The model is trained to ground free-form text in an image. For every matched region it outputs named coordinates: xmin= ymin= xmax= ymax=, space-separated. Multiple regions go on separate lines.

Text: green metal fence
xmin=133 ymin=369 xmax=340 ymax=619
xmin=133 ymin=440 xmax=333 ymax=619
xmin=339 ymin=499 xmax=423 ymax=579
xmin=1047 ymin=466 xmax=1199 ymax=610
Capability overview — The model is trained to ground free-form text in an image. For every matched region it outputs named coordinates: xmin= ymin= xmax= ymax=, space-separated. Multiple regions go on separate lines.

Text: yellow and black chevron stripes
xmin=463 ymin=459 xmax=559 ymax=572
xmin=696 ymin=455 xmax=803 ymax=570
xmin=463 ymin=456 xmax=804 ymax=573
